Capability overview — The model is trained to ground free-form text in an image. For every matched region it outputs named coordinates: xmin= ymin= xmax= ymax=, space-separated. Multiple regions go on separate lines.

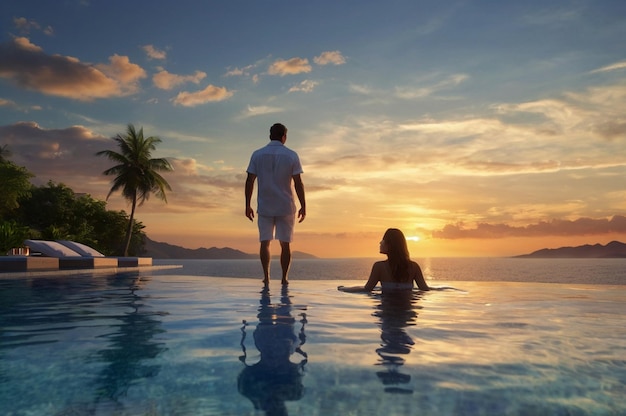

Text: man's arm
xmin=293 ymin=174 xmax=306 ymax=223
xmin=245 ymin=173 xmax=256 ymax=221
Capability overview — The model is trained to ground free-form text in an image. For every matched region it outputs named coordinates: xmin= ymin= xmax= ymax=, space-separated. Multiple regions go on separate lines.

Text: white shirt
xmin=247 ymin=140 xmax=303 ymax=216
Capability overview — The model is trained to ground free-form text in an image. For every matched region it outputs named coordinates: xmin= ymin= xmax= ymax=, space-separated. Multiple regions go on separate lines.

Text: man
xmin=245 ymin=123 xmax=306 ymax=285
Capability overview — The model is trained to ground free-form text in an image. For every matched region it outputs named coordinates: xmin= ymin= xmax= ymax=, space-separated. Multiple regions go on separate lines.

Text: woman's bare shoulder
xmin=409 ymin=261 xmax=423 ymax=272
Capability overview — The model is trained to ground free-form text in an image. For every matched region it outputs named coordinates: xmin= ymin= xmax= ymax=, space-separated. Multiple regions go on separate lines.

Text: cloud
xmin=497 ymin=84 xmax=626 ymax=142
xmin=0 ymin=97 xmax=41 ymax=112
xmin=170 ymin=158 xmax=204 ymax=176
xmin=225 ymin=63 xmax=256 ymax=77
xmin=13 ymin=17 xmax=54 ymax=36
xmin=432 ymin=216 xmax=626 ymax=239
xmin=172 ymin=84 xmax=234 ymax=107
xmin=268 ymin=57 xmax=311 ymax=76
xmin=0 ymin=121 xmax=112 ymax=184
xmin=349 ymin=83 xmax=377 ymax=95
xmin=153 ymin=69 xmax=206 ymax=90
xmin=238 ymin=105 xmax=283 ymax=119
xmin=590 ymin=61 xmax=626 ymax=74
xmin=289 ymin=79 xmax=319 ymax=93
xmin=225 ymin=67 xmax=244 ymax=76
xmin=394 ymin=73 xmax=469 ymax=99
xmin=142 ymin=44 xmax=166 ymax=60
xmin=314 ymin=50 xmax=346 ymax=66
xmin=0 ymin=37 xmax=146 ymax=100
xmin=0 ymin=98 xmax=17 ymax=108
xmin=96 ymin=54 xmax=146 ymax=89
xmin=592 ymin=121 xmax=626 ymax=140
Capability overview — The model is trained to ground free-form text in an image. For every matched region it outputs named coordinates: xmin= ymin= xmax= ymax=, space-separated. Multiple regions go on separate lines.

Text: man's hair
xmin=270 ymin=123 xmax=287 ymax=141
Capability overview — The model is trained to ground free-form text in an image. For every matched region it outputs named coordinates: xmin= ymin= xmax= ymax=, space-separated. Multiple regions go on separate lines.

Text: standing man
xmin=245 ymin=123 xmax=306 ymax=285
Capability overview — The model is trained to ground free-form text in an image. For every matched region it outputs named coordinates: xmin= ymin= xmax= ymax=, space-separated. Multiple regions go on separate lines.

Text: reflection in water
xmin=238 ymin=286 xmax=308 ymax=416
xmin=372 ymin=289 xmax=423 ymax=394
xmin=94 ymin=274 xmax=167 ymax=406
xmin=0 ymin=273 xmax=168 ymax=413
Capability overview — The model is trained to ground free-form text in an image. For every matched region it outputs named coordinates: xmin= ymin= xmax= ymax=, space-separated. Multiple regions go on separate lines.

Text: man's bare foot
xmin=281 ymin=279 xmax=289 ymax=285
xmin=263 ymin=278 xmax=269 ymax=286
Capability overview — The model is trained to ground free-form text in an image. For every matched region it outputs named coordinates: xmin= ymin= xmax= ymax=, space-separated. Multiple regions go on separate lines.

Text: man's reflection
xmin=238 ymin=286 xmax=307 ymax=416
xmin=372 ymin=289 xmax=423 ymax=394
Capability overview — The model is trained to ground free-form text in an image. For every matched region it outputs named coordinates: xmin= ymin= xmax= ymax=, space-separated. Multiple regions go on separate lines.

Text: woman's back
xmin=372 ymin=260 xmax=429 ymax=291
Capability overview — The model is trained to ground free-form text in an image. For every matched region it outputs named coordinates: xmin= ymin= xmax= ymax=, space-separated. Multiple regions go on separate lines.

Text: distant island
xmin=143 ymin=236 xmax=318 ymax=259
xmin=514 ymin=241 xmax=626 ymax=258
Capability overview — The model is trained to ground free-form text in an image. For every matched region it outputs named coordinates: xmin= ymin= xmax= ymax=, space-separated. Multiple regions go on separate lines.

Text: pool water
xmin=0 ymin=273 xmax=624 ymax=415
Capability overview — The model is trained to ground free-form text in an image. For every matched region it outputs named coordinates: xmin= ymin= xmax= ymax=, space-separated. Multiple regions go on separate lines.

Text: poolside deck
xmin=0 ymin=255 xmax=182 ymax=278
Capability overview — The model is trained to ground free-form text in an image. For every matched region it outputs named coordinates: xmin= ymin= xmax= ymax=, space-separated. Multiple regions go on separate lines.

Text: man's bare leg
xmin=280 ymin=241 xmax=291 ymax=285
xmin=260 ymin=240 xmax=271 ymax=285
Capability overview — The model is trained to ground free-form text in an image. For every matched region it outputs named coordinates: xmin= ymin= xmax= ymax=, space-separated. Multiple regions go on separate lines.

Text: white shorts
xmin=258 ymin=214 xmax=295 ymax=242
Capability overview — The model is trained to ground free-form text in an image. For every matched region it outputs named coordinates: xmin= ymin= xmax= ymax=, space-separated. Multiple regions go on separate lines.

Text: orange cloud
xmin=433 ymin=216 xmax=626 ymax=239
xmin=314 ymin=50 xmax=346 ymax=65
xmin=0 ymin=98 xmax=17 ymax=108
xmin=289 ymin=79 xmax=319 ymax=93
xmin=268 ymin=57 xmax=311 ymax=76
xmin=0 ymin=37 xmax=145 ymax=101
xmin=172 ymin=85 xmax=234 ymax=107
xmin=0 ymin=121 xmax=111 ymax=181
xmin=153 ymin=69 xmax=207 ymax=90
xmin=142 ymin=44 xmax=166 ymax=60
xmin=96 ymin=54 xmax=146 ymax=92
xmin=13 ymin=17 xmax=53 ymax=36
xmin=590 ymin=60 xmax=626 ymax=74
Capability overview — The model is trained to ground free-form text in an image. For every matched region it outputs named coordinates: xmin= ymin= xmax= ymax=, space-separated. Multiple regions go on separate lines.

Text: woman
xmin=338 ymin=228 xmax=430 ymax=293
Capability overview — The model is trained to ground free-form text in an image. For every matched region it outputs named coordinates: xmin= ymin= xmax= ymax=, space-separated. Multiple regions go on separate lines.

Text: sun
xmin=406 ymin=236 xmax=420 ymax=242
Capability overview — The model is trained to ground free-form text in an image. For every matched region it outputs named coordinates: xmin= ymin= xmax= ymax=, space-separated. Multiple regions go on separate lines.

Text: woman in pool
xmin=338 ymin=228 xmax=430 ymax=293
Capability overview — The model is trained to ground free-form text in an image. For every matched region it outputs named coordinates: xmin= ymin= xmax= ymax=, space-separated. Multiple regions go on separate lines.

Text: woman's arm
xmin=337 ymin=285 xmax=369 ymax=292
xmin=412 ymin=262 xmax=430 ymax=291
xmin=338 ymin=262 xmax=382 ymax=292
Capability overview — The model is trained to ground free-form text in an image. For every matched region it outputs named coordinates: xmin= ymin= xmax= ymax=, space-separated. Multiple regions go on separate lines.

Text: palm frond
xmin=97 ymin=123 xmax=173 ymax=205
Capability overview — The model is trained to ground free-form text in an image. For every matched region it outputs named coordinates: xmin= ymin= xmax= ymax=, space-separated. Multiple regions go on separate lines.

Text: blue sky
xmin=1 ymin=0 xmax=625 ymax=257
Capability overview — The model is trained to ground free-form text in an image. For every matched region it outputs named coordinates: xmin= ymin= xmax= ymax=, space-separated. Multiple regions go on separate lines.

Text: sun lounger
xmin=23 ymin=240 xmax=118 ymax=270
xmin=25 ymin=239 xmax=82 ymax=257
xmin=2 ymin=240 xmax=154 ymax=274
xmin=56 ymin=240 xmax=106 ymax=257
xmin=55 ymin=240 xmax=152 ymax=267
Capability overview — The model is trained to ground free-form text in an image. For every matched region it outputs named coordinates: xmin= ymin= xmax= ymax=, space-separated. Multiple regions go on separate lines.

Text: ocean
xmin=152 ymin=257 xmax=626 ymax=285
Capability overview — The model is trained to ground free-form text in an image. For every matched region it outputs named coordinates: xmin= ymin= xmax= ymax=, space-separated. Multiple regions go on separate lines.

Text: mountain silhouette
xmin=514 ymin=241 xmax=626 ymax=258
xmin=143 ymin=236 xmax=317 ymax=259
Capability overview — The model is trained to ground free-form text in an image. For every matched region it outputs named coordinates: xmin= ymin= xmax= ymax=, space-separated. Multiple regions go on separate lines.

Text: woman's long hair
xmin=383 ymin=228 xmax=411 ymax=282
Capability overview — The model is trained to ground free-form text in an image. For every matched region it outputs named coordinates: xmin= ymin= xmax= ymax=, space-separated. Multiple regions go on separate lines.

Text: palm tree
xmin=0 ymin=144 xmax=12 ymax=163
xmin=96 ymin=124 xmax=173 ymax=256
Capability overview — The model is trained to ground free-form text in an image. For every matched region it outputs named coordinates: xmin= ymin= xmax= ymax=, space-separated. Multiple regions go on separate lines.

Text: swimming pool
xmin=1 ymin=272 xmax=624 ymax=415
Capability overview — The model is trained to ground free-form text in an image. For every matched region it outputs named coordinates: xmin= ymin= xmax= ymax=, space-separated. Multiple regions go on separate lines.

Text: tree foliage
xmin=0 ymin=181 xmax=146 ymax=256
xmin=96 ymin=124 xmax=173 ymax=256
xmin=0 ymin=150 xmax=33 ymax=217
xmin=0 ymin=220 xmax=30 ymax=254
xmin=0 ymin=137 xmax=157 ymax=257
xmin=0 ymin=144 xmax=12 ymax=162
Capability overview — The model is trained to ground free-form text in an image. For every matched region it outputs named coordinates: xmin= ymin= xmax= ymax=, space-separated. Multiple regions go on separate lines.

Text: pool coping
xmin=0 ymin=264 xmax=183 ymax=279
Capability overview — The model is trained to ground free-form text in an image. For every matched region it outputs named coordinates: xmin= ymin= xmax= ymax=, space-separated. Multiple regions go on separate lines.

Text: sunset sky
xmin=1 ymin=0 xmax=625 ymax=258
